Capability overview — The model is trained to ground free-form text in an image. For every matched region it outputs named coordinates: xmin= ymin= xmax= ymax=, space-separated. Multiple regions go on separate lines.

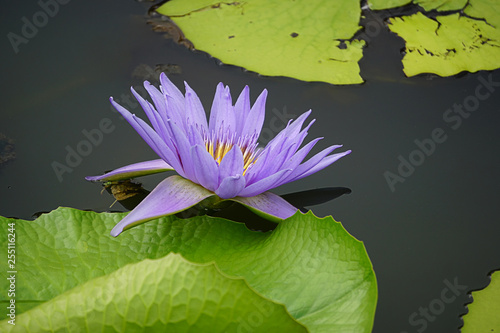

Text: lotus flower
xmin=86 ymin=74 xmax=350 ymax=236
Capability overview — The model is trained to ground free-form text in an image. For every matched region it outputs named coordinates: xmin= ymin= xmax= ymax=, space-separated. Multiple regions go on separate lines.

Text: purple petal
xmin=284 ymin=119 xmax=316 ymax=160
xmin=244 ymin=112 xmax=311 ymax=185
xmin=209 ymin=83 xmax=235 ymax=134
xmin=234 ymin=86 xmax=250 ymax=135
xmin=243 ymin=147 xmax=273 ymax=184
xmin=110 ymin=98 xmax=182 ymax=173
xmin=186 ymin=123 xmax=206 ymax=147
xmin=136 ymin=88 xmax=174 ymax=147
xmin=184 ymin=82 xmax=208 ymax=132
xmin=85 ymin=159 xmax=173 ymax=182
xmin=290 ymin=150 xmax=352 ymax=182
xmin=218 ymin=145 xmax=244 ymax=180
xmin=110 ymin=97 xmax=150 ymax=142
xmin=159 ymin=72 xmax=184 ymax=101
xmin=229 ymin=191 xmax=298 ymax=222
xmin=282 ymin=138 xmax=322 ymax=172
xmin=131 ymin=114 xmax=184 ymax=175
xmin=143 ymin=82 xmax=168 ymax=123
xmin=159 ymin=73 xmax=186 ymax=129
xmin=263 ymin=110 xmax=311 ymax=154
xmin=216 ymin=175 xmax=246 ymax=199
xmin=110 ymin=175 xmax=214 ymax=237
xmin=283 ymin=110 xmax=312 ymax=139
xmin=239 ymin=169 xmax=292 ymax=197
xmin=241 ymin=89 xmax=267 ymax=138
xmin=191 ymin=145 xmax=219 ymax=191
xmin=255 ymin=143 xmax=296 ymax=180
xmin=130 ymin=87 xmax=160 ymax=132
xmin=284 ymin=145 xmax=344 ymax=183
xmin=167 ymin=120 xmax=196 ymax=180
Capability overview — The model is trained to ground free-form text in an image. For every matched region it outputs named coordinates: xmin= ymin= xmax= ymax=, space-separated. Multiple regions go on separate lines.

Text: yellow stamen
xmin=204 ymin=137 xmax=258 ymax=175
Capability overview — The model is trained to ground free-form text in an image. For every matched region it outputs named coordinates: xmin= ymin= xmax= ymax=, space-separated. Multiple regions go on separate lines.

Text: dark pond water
xmin=1 ymin=1 xmax=499 ymax=332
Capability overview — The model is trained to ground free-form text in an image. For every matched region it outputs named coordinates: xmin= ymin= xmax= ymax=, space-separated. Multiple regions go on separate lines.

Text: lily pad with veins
xmin=0 ymin=207 xmax=377 ymax=332
xmin=157 ymin=0 xmax=365 ymax=85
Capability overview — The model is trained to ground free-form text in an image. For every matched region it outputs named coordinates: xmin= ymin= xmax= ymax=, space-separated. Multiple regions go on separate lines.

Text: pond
xmin=1 ymin=1 xmax=499 ymax=332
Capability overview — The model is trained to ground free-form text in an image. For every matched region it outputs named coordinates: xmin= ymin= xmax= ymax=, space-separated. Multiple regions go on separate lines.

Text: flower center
xmin=204 ymin=134 xmax=259 ymax=175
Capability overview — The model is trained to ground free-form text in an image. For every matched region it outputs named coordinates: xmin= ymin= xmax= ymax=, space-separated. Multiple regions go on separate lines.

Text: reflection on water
xmin=0 ymin=133 xmax=15 ymax=167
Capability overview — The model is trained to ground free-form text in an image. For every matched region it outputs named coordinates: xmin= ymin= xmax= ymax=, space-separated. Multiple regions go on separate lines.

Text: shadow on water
xmin=85 ymin=179 xmax=351 ymax=232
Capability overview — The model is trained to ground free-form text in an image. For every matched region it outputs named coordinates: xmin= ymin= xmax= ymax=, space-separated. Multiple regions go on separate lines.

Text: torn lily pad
xmin=462 ymin=270 xmax=500 ymax=332
xmin=388 ymin=12 xmax=500 ymax=77
xmin=464 ymin=0 xmax=500 ymax=28
xmin=367 ymin=0 xmax=411 ymax=10
xmin=414 ymin=0 xmax=468 ymax=11
xmin=157 ymin=0 xmax=365 ymax=84
xmin=368 ymin=0 xmax=467 ymax=11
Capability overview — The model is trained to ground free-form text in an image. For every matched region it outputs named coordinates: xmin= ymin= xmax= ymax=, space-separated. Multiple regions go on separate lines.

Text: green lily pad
xmin=368 ymin=0 xmax=466 ymax=11
xmin=465 ymin=0 xmax=500 ymax=28
xmin=388 ymin=12 xmax=500 ymax=77
xmin=462 ymin=270 xmax=500 ymax=332
xmin=367 ymin=0 xmax=411 ymax=10
xmin=0 ymin=207 xmax=377 ymax=332
xmin=2 ymin=253 xmax=306 ymax=332
xmin=415 ymin=0 xmax=467 ymax=11
xmin=157 ymin=0 xmax=365 ymax=85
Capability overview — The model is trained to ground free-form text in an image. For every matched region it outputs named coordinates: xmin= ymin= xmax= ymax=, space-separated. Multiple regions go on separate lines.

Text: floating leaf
xmin=414 ymin=0 xmax=467 ymax=11
xmin=0 ymin=207 xmax=377 ymax=332
xmin=388 ymin=12 xmax=500 ymax=77
xmin=157 ymin=0 xmax=365 ymax=85
xmin=367 ymin=0 xmax=411 ymax=10
xmin=368 ymin=0 xmax=466 ymax=11
xmin=462 ymin=270 xmax=500 ymax=332
xmin=465 ymin=0 xmax=500 ymax=28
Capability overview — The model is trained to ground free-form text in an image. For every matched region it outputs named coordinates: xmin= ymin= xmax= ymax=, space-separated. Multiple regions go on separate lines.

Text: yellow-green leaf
xmin=368 ymin=0 xmax=466 ymax=11
xmin=465 ymin=0 xmax=500 ymax=28
xmin=388 ymin=12 xmax=500 ymax=77
xmin=414 ymin=0 xmax=467 ymax=11
xmin=462 ymin=271 xmax=500 ymax=332
xmin=157 ymin=0 xmax=365 ymax=85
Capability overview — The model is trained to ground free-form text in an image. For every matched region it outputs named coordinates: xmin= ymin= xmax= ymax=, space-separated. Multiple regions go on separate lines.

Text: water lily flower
xmin=86 ymin=74 xmax=350 ymax=236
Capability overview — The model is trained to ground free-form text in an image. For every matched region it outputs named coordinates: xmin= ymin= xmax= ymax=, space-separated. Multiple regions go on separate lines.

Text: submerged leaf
xmin=157 ymin=0 xmax=365 ymax=84
xmin=0 ymin=207 xmax=377 ymax=332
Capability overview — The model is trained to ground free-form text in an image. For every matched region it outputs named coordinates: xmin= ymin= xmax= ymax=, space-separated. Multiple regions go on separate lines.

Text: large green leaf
xmin=0 ymin=207 xmax=377 ymax=332
xmin=388 ymin=12 xmax=500 ymax=77
xmin=2 ymin=253 xmax=306 ymax=332
xmin=462 ymin=271 xmax=500 ymax=332
xmin=157 ymin=0 xmax=365 ymax=85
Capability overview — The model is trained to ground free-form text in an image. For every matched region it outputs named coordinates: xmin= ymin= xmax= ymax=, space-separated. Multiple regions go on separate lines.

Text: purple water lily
xmin=86 ymin=73 xmax=350 ymax=236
